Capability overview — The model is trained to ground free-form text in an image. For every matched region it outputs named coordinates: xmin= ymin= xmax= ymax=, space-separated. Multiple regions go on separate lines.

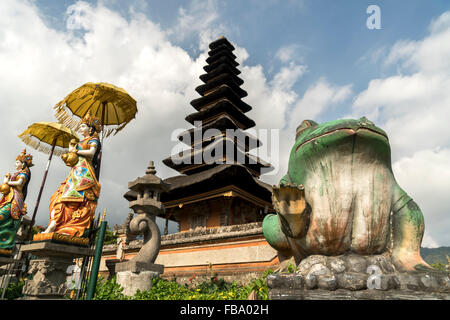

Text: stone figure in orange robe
xmin=43 ymin=113 xmax=102 ymax=237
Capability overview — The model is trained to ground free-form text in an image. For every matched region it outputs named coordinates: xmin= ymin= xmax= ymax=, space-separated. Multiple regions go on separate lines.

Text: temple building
xmin=111 ymin=37 xmax=279 ymax=283
xmin=160 ymin=36 xmax=273 ymax=231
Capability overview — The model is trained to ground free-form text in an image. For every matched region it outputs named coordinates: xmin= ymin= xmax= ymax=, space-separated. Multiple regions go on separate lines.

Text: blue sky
xmin=1 ymin=0 xmax=450 ymax=247
xmin=33 ymin=0 xmax=450 ymax=122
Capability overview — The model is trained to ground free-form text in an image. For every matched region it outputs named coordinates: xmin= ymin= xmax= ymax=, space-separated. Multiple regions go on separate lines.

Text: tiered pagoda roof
xmin=162 ymin=36 xmax=273 ymax=177
xmin=125 ymin=37 xmax=273 ymax=221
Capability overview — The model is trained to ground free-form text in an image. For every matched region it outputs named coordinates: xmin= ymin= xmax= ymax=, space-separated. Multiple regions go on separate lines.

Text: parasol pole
xmin=86 ymin=209 xmax=107 ymax=300
xmin=28 ymin=137 xmax=57 ymax=238
xmin=95 ymin=101 xmax=106 ymax=181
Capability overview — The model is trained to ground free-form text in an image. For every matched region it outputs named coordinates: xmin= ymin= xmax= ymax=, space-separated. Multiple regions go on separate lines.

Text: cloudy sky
xmin=1 ymin=0 xmax=449 ymax=247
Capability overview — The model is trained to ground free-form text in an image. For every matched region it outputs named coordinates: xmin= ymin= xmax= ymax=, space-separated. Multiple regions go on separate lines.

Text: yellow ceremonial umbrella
xmin=53 ymin=82 xmax=137 ymax=179
xmin=54 ymin=82 xmax=137 ymax=138
xmin=18 ymin=121 xmax=79 ymax=228
xmin=19 ymin=122 xmax=79 ymax=156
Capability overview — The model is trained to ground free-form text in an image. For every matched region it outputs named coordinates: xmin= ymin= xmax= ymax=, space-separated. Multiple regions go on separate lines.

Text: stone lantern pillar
xmin=115 ymin=161 xmax=169 ymax=296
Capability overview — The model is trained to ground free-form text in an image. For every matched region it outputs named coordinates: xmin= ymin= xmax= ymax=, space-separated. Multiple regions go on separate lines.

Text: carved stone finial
xmin=146 ymin=160 xmax=156 ymax=175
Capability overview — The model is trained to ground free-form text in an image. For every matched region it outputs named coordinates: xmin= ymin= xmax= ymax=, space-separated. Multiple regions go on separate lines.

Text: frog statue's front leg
xmin=262 ymin=180 xmax=311 ymax=266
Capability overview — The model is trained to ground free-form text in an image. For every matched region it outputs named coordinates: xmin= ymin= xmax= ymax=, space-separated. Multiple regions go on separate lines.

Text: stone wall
xmin=100 ymin=222 xmax=279 ymax=284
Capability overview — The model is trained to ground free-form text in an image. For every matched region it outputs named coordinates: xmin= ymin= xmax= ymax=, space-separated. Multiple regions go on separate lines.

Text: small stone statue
xmin=116 ymin=237 xmax=126 ymax=261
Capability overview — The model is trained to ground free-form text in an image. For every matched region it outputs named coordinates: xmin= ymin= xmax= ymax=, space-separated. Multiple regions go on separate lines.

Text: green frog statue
xmin=263 ymin=117 xmax=432 ymax=272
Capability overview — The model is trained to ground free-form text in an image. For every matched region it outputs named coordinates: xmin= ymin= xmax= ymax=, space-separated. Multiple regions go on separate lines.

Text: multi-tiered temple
xmin=159 ymin=36 xmax=273 ymax=232
xmin=115 ymin=37 xmax=280 ymax=282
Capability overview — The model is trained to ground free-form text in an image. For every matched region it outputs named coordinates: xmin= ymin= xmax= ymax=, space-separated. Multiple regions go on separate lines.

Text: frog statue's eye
xmin=295 ymin=120 xmax=318 ymax=140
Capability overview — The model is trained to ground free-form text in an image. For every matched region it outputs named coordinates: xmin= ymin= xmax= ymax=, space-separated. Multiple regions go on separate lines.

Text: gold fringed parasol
xmin=54 ymin=82 xmax=138 ymax=181
xmin=18 ymin=121 xmax=79 ymax=156
xmin=54 ymin=82 xmax=137 ymax=138
xmin=18 ymin=121 xmax=79 ymax=232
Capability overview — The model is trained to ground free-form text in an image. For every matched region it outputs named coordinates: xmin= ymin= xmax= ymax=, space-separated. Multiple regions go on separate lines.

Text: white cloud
xmin=275 ymin=44 xmax=307 ymax=64
xmin=169 ymin=0 xmax=225 ymax=46
xmin=2 ymin=1 xmax=448 ymax=248
xmin=272 ymin=62 xmax=307 ymax=90
xmin=0 ymin=0 xmax=310 ymax=231
xmin=429 ymin=11 xmax=450 ymax=33
xmin=241 ymin=64 xmax=299 ymax=131
xmin=289 ymin=78 xmax=353 ymax=131
xmin=422 ymin=234 xmax=440 ymax=249
xmin=353 ymin=11 xmax=450 ymax=246
xmin=393 ymin=148 xmax=450 ymax=247
xmin=239 ymin=61 xmax=303 ymax=182
xmin=240 ymin=62 xmax=352 ymax=184
xmin=353 ymin=14 xmax=450 ymax=160
xmin=384 ymin=13 xmax=450 ymax=75
xmin=0 ymin=0 xmax=203 ymax=231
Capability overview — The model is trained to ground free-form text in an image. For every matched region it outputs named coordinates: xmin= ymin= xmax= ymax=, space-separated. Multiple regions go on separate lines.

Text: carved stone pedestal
xmin=21 ymin=256 xmax=73 ymax=299
xmin=20 ymin=241 xmax=93 ymax=300
xmin=267 ymin=254 xmax=450 ymax=300
xmin=115 ymin=260 xmax=164 ymax=296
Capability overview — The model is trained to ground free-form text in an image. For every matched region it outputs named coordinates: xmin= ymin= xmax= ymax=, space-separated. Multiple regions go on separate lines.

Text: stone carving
xmin=127 ymin=212 xmax=161 ymax=264
xmin=20 ymin=242 xmax=93 ymax=299
xmin=115 ymin=161 xmax=168 ymax=295
xmin=263 ymin=117 xmax=432 ymax=272
xmin=23 ymin=257 xmax=72 ymax=298
xmin=113 ymin=212 xmax=134 ymax=243
xmin=267 ymin=253 xmax=450 ymax=299
xmin=123 ymin=161 xmax=169 ymax=265
xmin=262 ymin=117 xmax=450 ymax=299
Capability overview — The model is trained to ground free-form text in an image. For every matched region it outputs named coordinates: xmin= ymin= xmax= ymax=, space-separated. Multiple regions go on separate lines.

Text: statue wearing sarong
xmin=43 ymin=113 xmax=102 ymax=237
xmin=0 ymin=149 xmax=33 ymax=253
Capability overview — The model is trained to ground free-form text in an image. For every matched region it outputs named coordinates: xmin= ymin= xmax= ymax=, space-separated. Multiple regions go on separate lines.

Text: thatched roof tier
xmin=205 ymin=71 xmax=244 ymax=86
xmin=162 ymin=36 xmax=272 ymax=180
xmin=124 ymin=164 xmax=272 ymax=221
xmin=162 ymin=136 xmax=272 ymax=177
xmin=185 ymin=100 xmax=254 ymax=129
xmin=195 ymin=73 xmax=247 ymax=98
xmin=200 ymin=63 xmax=241 ymax=83
xmin=209 ymin=36 xmax=236 ymax=51
xmin=208 ymin=42 xmax=235 ymax=55
xmin=190 ymin=85 xmax=252 ymax=113
xmin=203 ymin=55 xmax=239 ymax=73
xmin=178 ymin=114 xmax=260 ymax=147
xmin=178 ymin=120 xmax=262 ymax=152
xmin=163 ymin=165 xmax=272 ymax=203
xmin=206 ymin=50 xmax=237 ymax=65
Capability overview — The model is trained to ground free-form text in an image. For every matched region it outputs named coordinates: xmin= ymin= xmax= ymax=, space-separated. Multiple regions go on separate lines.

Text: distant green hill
xmin=420 ymin=246 xmax=450 ymax=264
